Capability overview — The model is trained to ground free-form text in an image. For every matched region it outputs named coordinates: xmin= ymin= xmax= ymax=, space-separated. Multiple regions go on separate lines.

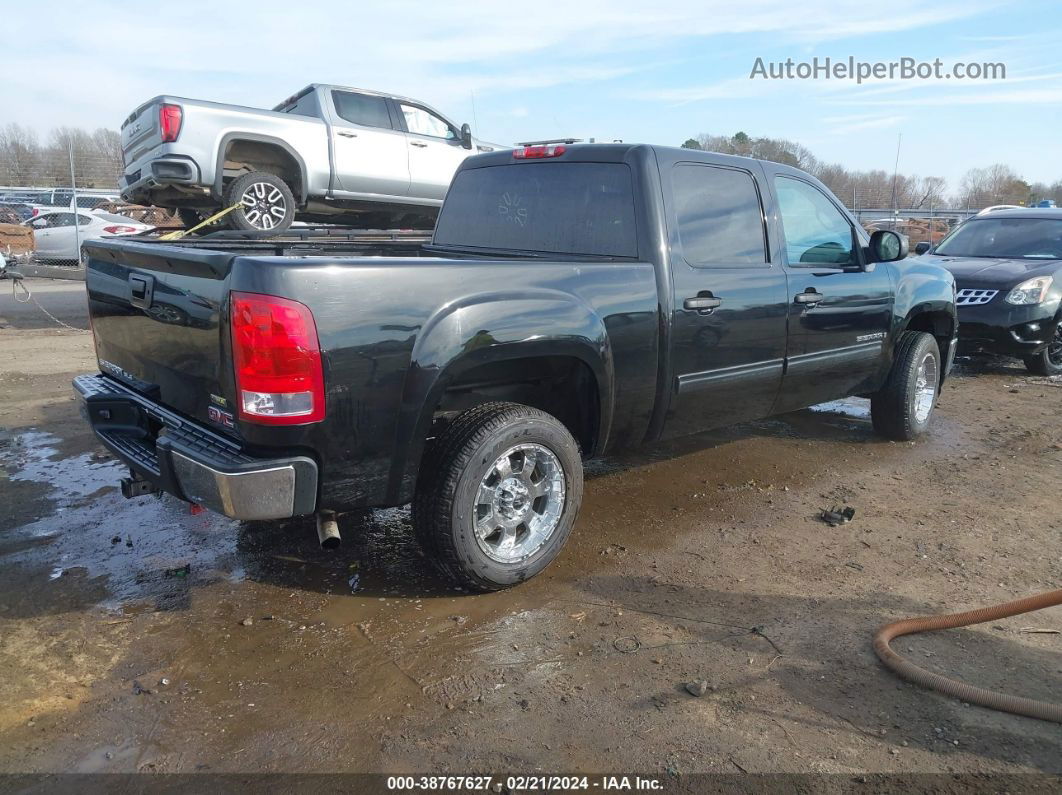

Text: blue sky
xmin=3 ymin=0 xmax=1059 ymax=192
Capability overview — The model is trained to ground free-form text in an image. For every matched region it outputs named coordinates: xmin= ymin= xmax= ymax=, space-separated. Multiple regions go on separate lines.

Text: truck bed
xmin=130 ymin=227 xmax=434 ymax=258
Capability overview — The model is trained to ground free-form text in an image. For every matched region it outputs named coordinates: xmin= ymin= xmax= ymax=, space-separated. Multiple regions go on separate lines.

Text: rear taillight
xmin=102 ymin=225 xmax=138 ymax=234
xmin=159 ymin=104 xmax=183 ymax=143
xmin=513 ymin=144 xmax=566 ymax=159
xmin=230 ymin=292 xmax=325 ymax=425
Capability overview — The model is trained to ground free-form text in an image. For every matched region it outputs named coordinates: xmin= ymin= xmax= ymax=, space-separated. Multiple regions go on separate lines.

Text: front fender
xmin=386 ymin=289 xmax=614 ymax=503
xmin=888 ymin=258 xmax=957 ymax=379
xmin=890 ymin=259 xmax=956 ymax=329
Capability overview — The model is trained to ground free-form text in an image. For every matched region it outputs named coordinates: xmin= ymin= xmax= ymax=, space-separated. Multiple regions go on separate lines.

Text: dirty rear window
xmin=433 ymin=162 xmax=637 ymax=258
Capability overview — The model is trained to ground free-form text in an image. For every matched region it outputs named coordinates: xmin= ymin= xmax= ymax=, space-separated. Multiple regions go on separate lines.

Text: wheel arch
xmin=386 ymin=291 xmax=615 ymax=504
xmin=898 ymin=303 xmax=955 ymax=387
xmin=213 ymin=133 xmax=309 ymax=205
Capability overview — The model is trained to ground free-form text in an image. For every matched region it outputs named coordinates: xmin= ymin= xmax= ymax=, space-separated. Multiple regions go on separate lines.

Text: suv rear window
xmin=434 ymin=162 xmax=637 ymax=257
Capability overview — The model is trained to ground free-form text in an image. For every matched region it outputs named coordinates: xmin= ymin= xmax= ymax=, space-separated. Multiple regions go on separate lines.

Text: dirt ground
xmin=0 ymin=279 xmax=1059 ymax=779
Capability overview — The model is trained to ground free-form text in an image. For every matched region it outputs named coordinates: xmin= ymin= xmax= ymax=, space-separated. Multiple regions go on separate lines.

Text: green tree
xmin=680 ymin=138 xmax=702 ymax=150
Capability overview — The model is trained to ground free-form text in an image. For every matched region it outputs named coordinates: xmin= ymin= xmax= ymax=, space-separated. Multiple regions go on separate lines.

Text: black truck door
xmin=766 ymin=172 xmax=894 ymax=412
xmin=662 ymin=159 xmax=789 ymax=438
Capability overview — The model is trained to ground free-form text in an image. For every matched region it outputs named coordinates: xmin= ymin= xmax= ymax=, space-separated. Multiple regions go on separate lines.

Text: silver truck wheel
xmin=474 ymin=442 xmax=566 ymax=564
xmin=871 ymin=331 xmax=941 ymax=440
xmin=413 ymin=402 xmax=583 ymax=591
xmin=225 ymin=171 xmax=295 ymax=233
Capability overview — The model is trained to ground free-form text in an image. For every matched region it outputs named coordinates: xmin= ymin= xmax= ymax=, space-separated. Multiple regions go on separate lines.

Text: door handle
xmin=409 ymin=140 xmax=428 ymax=148
xmin=128 ymin=273 xmax=154 ymax=310
xmin=336 ymin=131 xmax=357 ymax=138
xmin=683 ymin=295 xmax=722 ymax=311
xmin=794 ymin=290 xmax=824 ymax=305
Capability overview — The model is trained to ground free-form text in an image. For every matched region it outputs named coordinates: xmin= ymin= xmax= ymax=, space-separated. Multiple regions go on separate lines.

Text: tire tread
xmin=413 ymin=402 xmax=578 ymax=591
xmin=871 ymin=331 xmax=939 ymax=440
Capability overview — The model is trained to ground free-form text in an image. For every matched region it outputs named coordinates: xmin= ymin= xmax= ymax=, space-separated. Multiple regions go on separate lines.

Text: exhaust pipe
xmin=316 ymin=510 xmax=341 ymax=550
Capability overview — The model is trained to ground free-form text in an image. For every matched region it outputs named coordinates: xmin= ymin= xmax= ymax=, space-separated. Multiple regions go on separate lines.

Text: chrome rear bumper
xmin=74 ymin=373 xmax=317 ymax=520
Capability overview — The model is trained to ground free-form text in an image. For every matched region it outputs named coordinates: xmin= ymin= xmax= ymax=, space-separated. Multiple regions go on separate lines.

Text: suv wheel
xmin=871 ymin=331 xmax=941 ymax=440
xmin=1023 ymin=323 xmax=1062 ymax=376
xmin=225 ymin=171 xmax=295 ymax=233
xmin=412 ymin=402 xmax=583 ymax=591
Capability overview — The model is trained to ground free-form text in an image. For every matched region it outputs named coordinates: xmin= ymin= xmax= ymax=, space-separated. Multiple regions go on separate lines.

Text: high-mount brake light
xmin=159 ymin=104 xmax=183 ymax=143
xmin=513 ymin=144 xmax=566 ymax=159
xmin=230 ymin=292 xmax=325 ymax=425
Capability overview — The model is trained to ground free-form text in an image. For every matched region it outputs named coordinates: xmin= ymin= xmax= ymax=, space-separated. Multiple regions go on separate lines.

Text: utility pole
xmin=68 ymin=144 xmax=81 ymax=264
xmin=889 ymin=133 xmax=902 ymax=228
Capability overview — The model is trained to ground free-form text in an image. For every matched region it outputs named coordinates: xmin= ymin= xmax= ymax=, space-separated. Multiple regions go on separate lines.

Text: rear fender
xmin=212 ymin=132 xmax=309 ymax=205
xmin=386 ymin=289 xmax=614 ymax=503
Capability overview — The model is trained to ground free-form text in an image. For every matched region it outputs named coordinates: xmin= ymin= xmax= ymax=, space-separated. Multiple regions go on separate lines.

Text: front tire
xmin=871 ymin=331 xmax=941 ymax=440
xmin=1022 ymin=322 xmax=1062 ymax=376
xmin=412 ymin=402 xmax=583 ymax=591
xmin=224 ymin=171 xmax=295 ymax=233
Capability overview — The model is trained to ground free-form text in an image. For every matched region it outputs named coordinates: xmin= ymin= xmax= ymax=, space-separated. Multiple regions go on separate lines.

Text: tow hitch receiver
xmin=120 ymin=474 xmax=159 ymax=499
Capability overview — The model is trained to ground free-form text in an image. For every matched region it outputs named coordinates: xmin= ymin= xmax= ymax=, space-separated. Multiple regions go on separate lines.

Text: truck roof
xmin=279 ymin=83 xmax=444 ymax=110
xmin=465 ymin=142 xmax=815 ymax=178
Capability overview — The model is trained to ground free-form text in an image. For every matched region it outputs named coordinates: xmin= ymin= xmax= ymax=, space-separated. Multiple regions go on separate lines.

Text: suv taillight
xmin=159 ymin=103 xmax=183 ymax=143
xmin=230 ymin=292 xmax=325 ymax=425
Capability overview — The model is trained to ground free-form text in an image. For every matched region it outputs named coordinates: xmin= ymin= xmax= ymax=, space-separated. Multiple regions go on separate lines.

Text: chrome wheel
xmin=239 ymin=181 xmax=288 ymax=230
xmin=474 ymin=443 xmax=566 ymax=564
xmin=1047 ymin=325 xmax=1062 ymax=368
xmin=913 ymin=351 xmax=938 ymax=423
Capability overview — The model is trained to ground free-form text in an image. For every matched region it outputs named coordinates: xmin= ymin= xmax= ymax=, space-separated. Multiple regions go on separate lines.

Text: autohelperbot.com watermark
xmin=750 ymin=56 xmax=1006 ymax=83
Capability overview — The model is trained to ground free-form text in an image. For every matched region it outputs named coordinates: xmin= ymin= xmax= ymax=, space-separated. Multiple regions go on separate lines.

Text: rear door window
xmin=672 ymin=164 xmax=767 ymax=266
xmin=434 ymin=162 xmax=638 ymax=258
xmin=332 ymin=91 xmax=393 ymax=129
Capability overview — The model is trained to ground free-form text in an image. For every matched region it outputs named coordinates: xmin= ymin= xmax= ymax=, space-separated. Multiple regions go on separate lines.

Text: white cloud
xmin=0 ymin=0 xmax=1000 ymax=136
xmin=830 ymin=86 xmax=1062 ymax=107
xmin=821 ymin=113 xmax=907 ymax=135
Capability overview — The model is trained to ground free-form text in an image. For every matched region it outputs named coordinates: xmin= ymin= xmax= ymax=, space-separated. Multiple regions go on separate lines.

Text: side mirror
xmin=913 ymin=241 xmax=931 ymax=255
xmin=460 ymin=123 xmax=473 ymax=150
xmin=868 ymin=229 xmax=909 ymax=263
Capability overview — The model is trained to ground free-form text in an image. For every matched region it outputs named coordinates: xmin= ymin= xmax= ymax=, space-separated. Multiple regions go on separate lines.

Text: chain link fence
xmin=0 ymin=136 xmax=181 ymax=268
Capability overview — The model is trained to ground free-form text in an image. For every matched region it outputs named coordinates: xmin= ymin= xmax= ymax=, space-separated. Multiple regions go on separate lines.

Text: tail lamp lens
xmin=159 ymin=104 xmax=183 ymax=143
xmin=230 ymin=292 xmax=325 ymax=424
xmin=513 ymin=144 xmax=566 ymax=159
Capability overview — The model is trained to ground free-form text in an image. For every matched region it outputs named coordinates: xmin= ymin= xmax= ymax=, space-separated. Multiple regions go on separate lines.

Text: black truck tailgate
xmin=84 ymin=239 xmax=237 ymax=435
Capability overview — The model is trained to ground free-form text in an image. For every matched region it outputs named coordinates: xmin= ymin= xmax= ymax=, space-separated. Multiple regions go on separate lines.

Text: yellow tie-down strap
xmin=158 ymin=204 xmax=242 ymax=241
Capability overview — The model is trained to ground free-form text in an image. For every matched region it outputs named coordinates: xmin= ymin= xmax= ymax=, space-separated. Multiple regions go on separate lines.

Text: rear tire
xmin=871 ymin=331 xmax=941 ymax=440
xmin=1022 ymin=323 xmax=1062 ymax=376
xmin=224 ymin=171 xmax=295 ymax=233
xmin=412 ymin=402 xmax=583 ymax=591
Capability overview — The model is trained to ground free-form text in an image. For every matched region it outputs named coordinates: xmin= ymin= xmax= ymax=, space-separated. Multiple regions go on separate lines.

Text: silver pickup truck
xmin=120 ymin=84 xmax=504 ymax=232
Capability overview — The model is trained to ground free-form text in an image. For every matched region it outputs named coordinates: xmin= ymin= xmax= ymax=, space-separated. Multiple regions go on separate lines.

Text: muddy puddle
xmin=0 ymin=395 xmax=956 ymax=625
xmin=0 ymin=396 xmax=966 ymax=695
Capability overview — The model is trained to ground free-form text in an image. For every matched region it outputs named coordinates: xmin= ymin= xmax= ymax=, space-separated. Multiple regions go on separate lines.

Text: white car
xmin=23 ymin=210 xmax=153 ymax=262
xmin=976 ymin=205 xmax=1024 ymax=216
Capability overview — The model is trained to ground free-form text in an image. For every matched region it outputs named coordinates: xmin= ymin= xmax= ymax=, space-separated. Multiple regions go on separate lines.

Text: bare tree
xmin=92 ymin=128 xmax=123 ymax=185
xmin=0 ymin=123 xmax=41 ymax=185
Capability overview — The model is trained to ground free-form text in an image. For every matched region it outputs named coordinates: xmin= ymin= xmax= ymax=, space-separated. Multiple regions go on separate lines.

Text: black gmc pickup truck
xmin=77 ymin=143 xmax=957 ymax=590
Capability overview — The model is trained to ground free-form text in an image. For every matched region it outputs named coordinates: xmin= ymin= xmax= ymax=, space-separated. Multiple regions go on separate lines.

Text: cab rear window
xmin=434 ymin=162 xmax=637 ymax=258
